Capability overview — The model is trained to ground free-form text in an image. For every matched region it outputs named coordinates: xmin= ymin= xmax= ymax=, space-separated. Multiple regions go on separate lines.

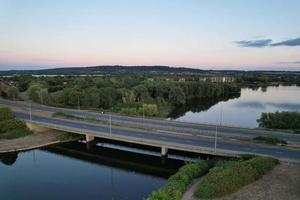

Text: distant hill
xmin=0 ymin=65 xmax=205 ymax=75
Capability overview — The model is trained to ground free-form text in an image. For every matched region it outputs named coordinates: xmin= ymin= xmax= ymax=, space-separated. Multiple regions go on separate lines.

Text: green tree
xmin=6 ymin=86 xmax=19 ymax=100
xmin=169 ymin=87 xmax=186 ymax=105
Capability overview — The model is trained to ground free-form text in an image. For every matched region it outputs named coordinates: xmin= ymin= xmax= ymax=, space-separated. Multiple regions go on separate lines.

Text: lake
xmin=0 ymin=141 xmax=189 ymax=200
xmin=174 ymin=85 xmax=300 ymax=128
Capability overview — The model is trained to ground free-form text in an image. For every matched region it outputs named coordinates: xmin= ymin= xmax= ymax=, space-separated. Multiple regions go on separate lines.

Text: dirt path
xmin=183 ymin=161 xmax=300 ymax=200
xmin=0 ymin=131 xmax=66 ymax=153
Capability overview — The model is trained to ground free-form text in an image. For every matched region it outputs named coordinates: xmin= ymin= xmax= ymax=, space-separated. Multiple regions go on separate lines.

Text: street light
xmin=29 ymin=102 xmax=32 ymax=122
xmin=214 ymin=84 xmax=224 ymax=154
xmin=109 ymin=112 xmax=112 ymax=137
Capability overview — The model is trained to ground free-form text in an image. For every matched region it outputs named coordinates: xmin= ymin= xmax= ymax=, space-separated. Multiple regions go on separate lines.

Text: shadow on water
xmin=0 ymin=152 xmax=18 ymax=166
xmin=42 ymin=140 xmax=186 ymax=178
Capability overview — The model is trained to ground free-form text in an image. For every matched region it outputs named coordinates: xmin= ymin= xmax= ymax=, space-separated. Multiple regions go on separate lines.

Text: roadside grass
xmin=194 ymin=156 xmax=279 ymax=199
xmin=253 ymin=136 xmax=287 ymax=145
xmin=53 ymin=112 xmax=108 ymax=124
xmin=293 ymin=129 xmax=300 ymax=134
xmin=147 ymin=161 xmax=211 ymax=200
xmin=57 ymin=132 xmax=82 ymax=141
xmin=53 ymin=112 xmax=79 ymax=120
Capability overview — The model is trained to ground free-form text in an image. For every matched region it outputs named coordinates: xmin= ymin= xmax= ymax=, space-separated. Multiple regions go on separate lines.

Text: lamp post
xmin=29 ymin=102 xmax=32 ymax=122
xmin=109 ymin=112 xmax=112 ymax=137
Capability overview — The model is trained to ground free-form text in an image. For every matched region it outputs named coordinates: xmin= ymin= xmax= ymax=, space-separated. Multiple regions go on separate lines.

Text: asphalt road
xmin=1 ymin=98 xmax=300 ymax=143
xmin=15 ymin=112 xmax=300 ymax=160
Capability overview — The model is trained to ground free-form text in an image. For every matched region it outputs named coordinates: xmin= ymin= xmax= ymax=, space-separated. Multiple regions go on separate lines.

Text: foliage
xmin=253 ymin=136 xmax=287 ymax=145
xmin=4 ymin=74 xmax=241 ymax=117
xmin=195 ymin=157 xmax=279 ymax=198
xmin=3 ymin=128 xmax=32 ymax=139
xmin=0 ymin=119 xmax=27 ymax=133
xmin=0 ymin=106 xmax=14 ymax=121
xmin=140 ymin=104 xmax=158 ymax=116
xmin=257 ymin=111 xmax=300 ymax=129
xmin=147 ymin=161 xmax=210 ymax=200
xmin=57 ymin=132 xmax=81 ymax=141
xmin=0 ymin=106 xmax=32 ymax=139
xmin=0 ymin=83 xmax=20 ymax=100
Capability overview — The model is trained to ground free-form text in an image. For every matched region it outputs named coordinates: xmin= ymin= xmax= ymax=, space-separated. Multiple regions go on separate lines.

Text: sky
xmin=0 ymin=0 xmax=300 ymax=71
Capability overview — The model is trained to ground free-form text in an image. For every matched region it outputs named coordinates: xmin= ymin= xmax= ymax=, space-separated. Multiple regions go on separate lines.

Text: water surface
xmin=0 ymin=141 xmax=185 ymax=200
xmin=175 ymin=85 xmax=300 ymax=128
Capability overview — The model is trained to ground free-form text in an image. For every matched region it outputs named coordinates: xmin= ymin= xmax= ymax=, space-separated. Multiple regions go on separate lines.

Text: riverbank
xmin=0 ymin=130 xmax=81 ymax=153
xmin=183 ymin=161 xmax=300 ymax=200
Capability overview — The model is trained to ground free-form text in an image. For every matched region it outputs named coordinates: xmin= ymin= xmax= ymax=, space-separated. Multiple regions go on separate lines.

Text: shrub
xmin=253 ymin=136 xmax=287 ymax=145
xmin=195 ymin=156 xmax=279 ymax=199
xmin=4 ymin=128 xmax=32 ymax=139
xmin=0 ymin=119 xmax=27 ymax=133
xmin=147 ymin=161 xmax=210 ymax=200
xmin=0 ymin=106 xmax=14 ymax=121
xmin=257 ymin=111 xmax=300 ymax=129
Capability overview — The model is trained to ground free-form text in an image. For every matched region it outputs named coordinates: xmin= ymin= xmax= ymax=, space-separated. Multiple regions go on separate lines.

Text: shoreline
xmin=0 ymin=131 xmax=81 ymax=154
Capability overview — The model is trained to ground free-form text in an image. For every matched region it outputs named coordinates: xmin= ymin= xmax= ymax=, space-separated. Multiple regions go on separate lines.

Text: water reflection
xmin=0 ymin=152 xmax=18 ymax=166
xmin=169 ymin=92 xmax=241 ymax=119
xmin=0 ymin=141 xmax=185 ymax=200
xmin=175 ymin=85 xmax=300 ymax=127
xmin=44 ymin=141 xmax=184 ymax=178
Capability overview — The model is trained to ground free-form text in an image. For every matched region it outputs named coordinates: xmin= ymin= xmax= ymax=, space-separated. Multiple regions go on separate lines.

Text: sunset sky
xmin=0 ymin=0 xmax=300 ymax=70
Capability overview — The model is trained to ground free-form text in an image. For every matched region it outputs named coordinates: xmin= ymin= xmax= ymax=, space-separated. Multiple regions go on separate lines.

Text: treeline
xmin=236 ymin=73 xmax=300 ymax=86
xmin=257 ymin=111 xmax=300 ymax=130
xmin=4 ymin=75 xmax=241 ymax=117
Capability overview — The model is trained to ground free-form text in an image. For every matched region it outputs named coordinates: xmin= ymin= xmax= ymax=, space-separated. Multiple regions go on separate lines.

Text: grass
xmin=53 ymin=112 xmax=79 ymax=120
xmin=2 ymin=128 xmax=32 ymax=139
xmin=253 ymin=136 xmax=287 ymax=145
xmin=147 ymin=161 xmax=211 ymax=200
xmin=195 ymin=156 xmax=279 ymax=199
xmin=53 ymin=112 xmax=107 ymax=124
xmin=57 ymin=132 xmax=82 ymax=141
xmin=293 ymin=129 xmax=300 ymax=134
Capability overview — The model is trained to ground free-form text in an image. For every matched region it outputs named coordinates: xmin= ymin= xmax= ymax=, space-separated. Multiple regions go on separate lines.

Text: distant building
xmin=210 ymin=76 xmax=235 ymax=83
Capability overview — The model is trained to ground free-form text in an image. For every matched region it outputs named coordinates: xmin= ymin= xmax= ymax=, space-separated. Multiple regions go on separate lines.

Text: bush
xmin=257 ymin=111 xmax=300 ymax=129
xmin=147 ymin=161 xmax=210 ymax=200
xmin=0 ymin=119 xmax=27 ymax=133
xmin=253 ymin=136 xmax=287 ymax=145
xmin=195 ymin=157 xmax=279 ymax=199
xmin=0 ymin=106 xmax=14 ymax=121
xmin=4 ymin=128 xmax=32 ymax=139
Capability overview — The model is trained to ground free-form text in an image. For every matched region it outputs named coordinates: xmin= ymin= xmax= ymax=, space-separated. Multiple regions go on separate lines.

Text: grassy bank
xmin=253 ymin=136 xmax=287 ymax=145
xmin=147 ymin=161 xmax=210 ymax=200
xmin=0 ymin=106 xmax=32 ymax=139
xmin=195 ymin=156 xmax=279 ymax=199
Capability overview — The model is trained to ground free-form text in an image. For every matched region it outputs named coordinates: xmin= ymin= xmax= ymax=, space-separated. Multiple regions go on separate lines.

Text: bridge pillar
xmin=161 ymin=147 xmax=168 ymax=157
xmin=86 ymin=134 xmax=95 ymax=143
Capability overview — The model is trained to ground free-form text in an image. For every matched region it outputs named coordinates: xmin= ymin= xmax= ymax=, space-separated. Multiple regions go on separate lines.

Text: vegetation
xmin=0 ymin=83 xmax=20 ymax=100
xmin=0 ymin=106 xmax=14 ymax=121
xmin=57 ymin=132 xmax=82 ymax=141
xmin=253 ymin=136 xmax=287 ymax=145
xmin=1 ymin=74 xmax=241 ymax=118
xmin=0 ymin=106 xmax=32 ymax=139
xmin=257 ymin=111 xmax=300 ymax=130
xmin=195 ymin=156 xmax=279 ymax=199
xmin=147 ymin=161 xmax=210 ymax=200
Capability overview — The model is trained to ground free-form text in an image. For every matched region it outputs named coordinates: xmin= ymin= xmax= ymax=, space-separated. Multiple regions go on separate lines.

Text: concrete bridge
xmin=14 ymin=111 xmax=300 ymax=161
xmin=1 ymin=98 xmax=300 ymax=160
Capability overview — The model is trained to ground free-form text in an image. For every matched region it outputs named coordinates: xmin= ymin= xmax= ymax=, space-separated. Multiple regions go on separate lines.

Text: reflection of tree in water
xmin=0 ymin=152 xmax=18 ymax=166
xmin=168 ymin=93 xmax=241 ymax=119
